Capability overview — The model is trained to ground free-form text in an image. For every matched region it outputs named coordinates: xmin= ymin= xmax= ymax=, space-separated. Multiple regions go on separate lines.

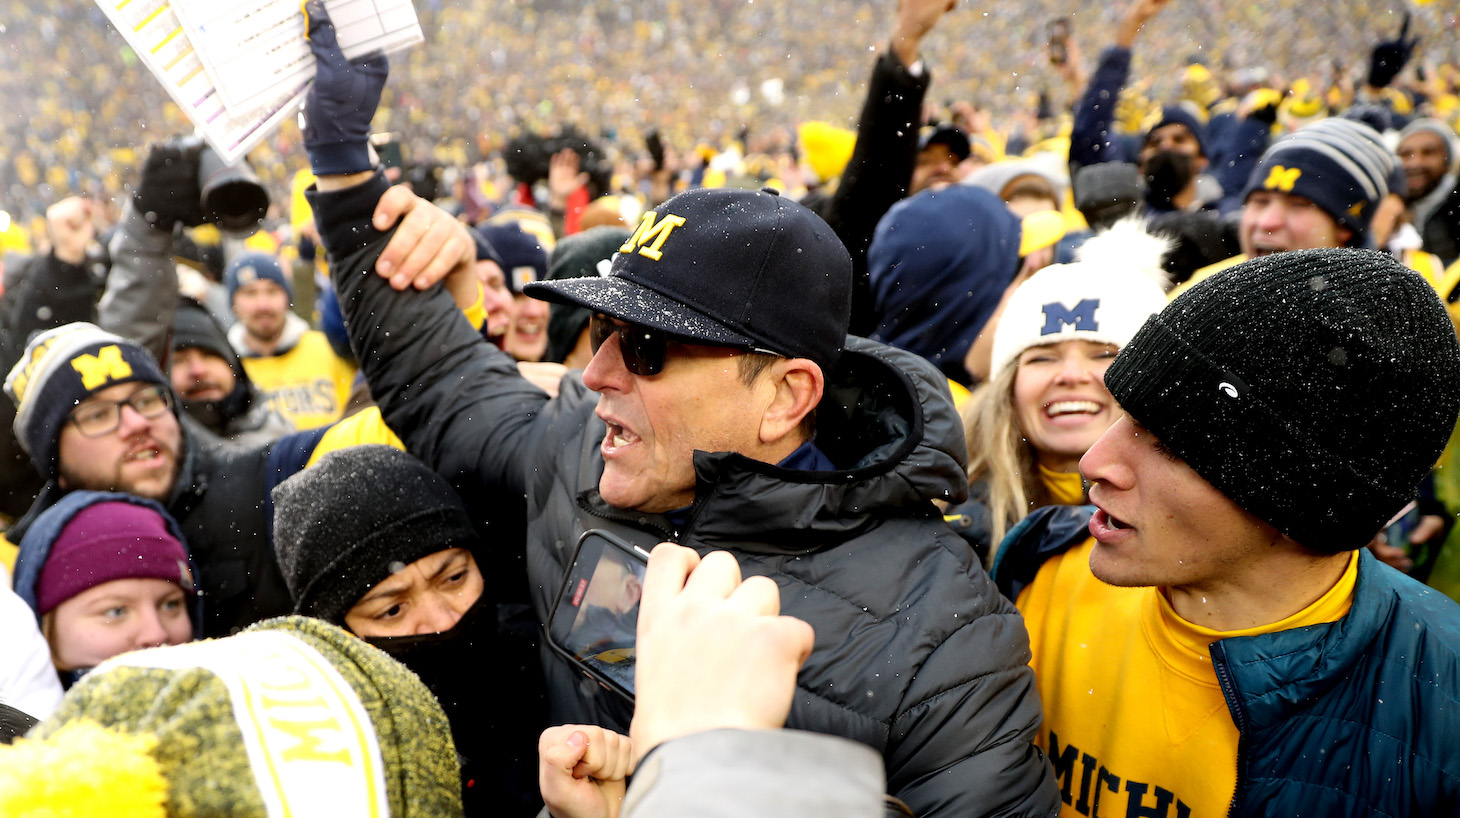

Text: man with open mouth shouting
xmin=300 ymin=4 xmax=1058 ymax=815
xmin=993 ymin=248 xmax=1460 ymax=817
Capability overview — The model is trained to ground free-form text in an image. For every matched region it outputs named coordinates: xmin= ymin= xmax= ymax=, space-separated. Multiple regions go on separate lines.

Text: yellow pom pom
xmin=797 ymin=121 xmax=856 ymax=184
xmin=0 ymin=720 xmax=167 ymax=818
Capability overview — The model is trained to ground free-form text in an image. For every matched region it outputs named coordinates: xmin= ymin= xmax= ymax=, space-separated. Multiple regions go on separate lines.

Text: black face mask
xmin=363 ymin=591 xmax=497 ymax=717
xmin=1143 ymin=150 xmax=1196 ymax=208
xmin=364 ymin=592 xmax=543 ymax=817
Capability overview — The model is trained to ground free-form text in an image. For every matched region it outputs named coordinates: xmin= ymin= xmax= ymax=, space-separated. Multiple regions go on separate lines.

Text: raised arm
xmin=1069 ymin=0 xmax=1171 ymax=169
xmin=300 ymin=2 xmax=560 ymax=497
xmin=100 ymin=139 xmax=210 ymax=363
xmin=830 ymin=0 xmax=954 ymax=336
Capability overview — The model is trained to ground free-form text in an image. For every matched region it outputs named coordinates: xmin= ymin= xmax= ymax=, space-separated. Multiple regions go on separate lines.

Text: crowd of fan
xmin=3 ymin=0 xmax=1460 ymax=814
xmin=1 ymin=0 xmax=1456 ymax=235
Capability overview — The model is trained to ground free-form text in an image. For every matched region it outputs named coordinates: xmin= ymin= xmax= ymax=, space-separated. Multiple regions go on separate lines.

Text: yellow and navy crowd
xmin=2 ymin=0 xmax=1460 ymax=815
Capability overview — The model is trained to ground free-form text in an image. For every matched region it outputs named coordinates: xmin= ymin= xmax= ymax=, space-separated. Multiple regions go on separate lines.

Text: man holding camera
xmin=301 ymin=5 xmax=1057 ymax=816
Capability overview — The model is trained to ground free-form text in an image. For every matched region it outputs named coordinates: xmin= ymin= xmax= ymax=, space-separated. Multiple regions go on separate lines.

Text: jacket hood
xmin=867 ymin=186 xmax=1022 ymax=382
xmin=681 ymin=335 xmax=968 ymax=552
xmin=228 ymin=310 xmax=310 ymax=358
xmin=13 ymin=489 xmax=204 ymax=637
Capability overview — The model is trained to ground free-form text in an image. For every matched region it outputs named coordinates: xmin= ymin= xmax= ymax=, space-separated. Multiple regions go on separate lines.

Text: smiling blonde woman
xmin=949 ymin=221 xmax=1170 ymax=562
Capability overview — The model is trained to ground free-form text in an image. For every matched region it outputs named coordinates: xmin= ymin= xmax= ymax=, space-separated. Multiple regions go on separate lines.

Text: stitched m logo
xmin=1040 ymin=299 xmax=1099 ymax=335
xmin=1263 ymin=165 xmax=1302 ymax=192
xmin=620 ymin=212 xmax=687 ymax=261
xmin=70 ymin=345 xmax=133 ymax=390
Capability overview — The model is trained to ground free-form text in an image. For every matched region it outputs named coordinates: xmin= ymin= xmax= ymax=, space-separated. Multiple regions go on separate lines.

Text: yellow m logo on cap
xmin=1263 ymin=165 xmax=1302 ymax=192
xmin=620 ymin=212 xmax=687 ymax=261
xmin=70 ymin=345 xmax=133 ymax=390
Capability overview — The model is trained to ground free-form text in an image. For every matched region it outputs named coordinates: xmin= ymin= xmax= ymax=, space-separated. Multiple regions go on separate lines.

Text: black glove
xmin=302 ymin=0 xmax=388 ymax=176
xmin=133 ymin=138 xmax=205 ymax=230
xmin=1368 ymin=12 xmax=1417 ymax=89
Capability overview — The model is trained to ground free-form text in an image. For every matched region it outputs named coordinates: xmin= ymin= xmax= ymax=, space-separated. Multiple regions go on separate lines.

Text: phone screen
xmin=546 ymin=530 xmax=651 ymax=702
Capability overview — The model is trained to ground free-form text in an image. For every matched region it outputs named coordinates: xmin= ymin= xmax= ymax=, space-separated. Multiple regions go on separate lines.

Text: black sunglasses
xmin=589 ymin=314 xmax=673 ymax=376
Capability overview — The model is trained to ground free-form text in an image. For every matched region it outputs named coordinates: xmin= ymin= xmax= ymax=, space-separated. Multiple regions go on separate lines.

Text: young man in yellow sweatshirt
xmin=994 ymin=248 xmax=1460 ymax=816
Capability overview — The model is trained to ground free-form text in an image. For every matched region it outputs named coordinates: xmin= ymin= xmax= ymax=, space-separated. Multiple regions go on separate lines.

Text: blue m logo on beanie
xmin=1041 ymin=299 xmax=1100 ymax=335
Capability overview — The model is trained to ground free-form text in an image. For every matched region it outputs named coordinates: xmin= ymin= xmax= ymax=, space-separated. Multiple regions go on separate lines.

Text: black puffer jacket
xmin=313 ymin=173 xmax=1060 ymax=818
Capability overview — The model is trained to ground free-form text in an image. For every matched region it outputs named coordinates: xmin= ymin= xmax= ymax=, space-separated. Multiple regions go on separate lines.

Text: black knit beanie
xmin=272 ymin=445 xmax=482 ymax=624
xmin=1105 ymin=248 xmax=1460 ymax=552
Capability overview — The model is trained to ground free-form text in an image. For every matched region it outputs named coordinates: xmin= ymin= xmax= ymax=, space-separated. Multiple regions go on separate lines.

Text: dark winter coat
xmin=817 ymin=49 xmax=931 ymax=337
xmin=994 ymin=505 xmax=1460 ymax=817
xmin=312 ymin=172 xmax=1062 ymax=818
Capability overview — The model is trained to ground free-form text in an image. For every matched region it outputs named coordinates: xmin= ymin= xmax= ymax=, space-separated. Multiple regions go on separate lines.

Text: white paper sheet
xmin=94 ymin=0 xmax=304 ymax=164
xmin=169 ymin=0 xmax=422 ymax=118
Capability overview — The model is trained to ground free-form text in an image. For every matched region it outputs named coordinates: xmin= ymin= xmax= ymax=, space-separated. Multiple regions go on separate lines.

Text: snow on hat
xmin=272 ymin=445 xmax=481 ymax=626
xmin=224 ymin=252 xmax=292 ymax=303
xmin=0 ymin=616 xmax=462 ymax=817
xmin=525 ymin=187 xmax=852 ymax=373
xmin=1104 ymin=248 xmax=1460 ymax=552
xmin=1242 ymin=117 xmax=1394 ymax=242
xmin=990 ymin=218 xmax=1171 ymax=381
xmin=544 ymin=226 xmax=633 ymax=364
xmin=4 ymin=323 xmax=171 ymax=479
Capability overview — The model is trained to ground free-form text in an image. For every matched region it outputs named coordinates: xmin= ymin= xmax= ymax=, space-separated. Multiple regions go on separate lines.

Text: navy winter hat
xmin=524 ymin=187 xmax=853 ymax=372
xmin=224 ymin=252 xmax=292 ymax=303
xmin=1241 ymin=118 xmax=1394 ymax=242
xmin=1145 ymin=104 xmax=1208 ymax=158
xmin=471 ymin=225 xmax=503 ymax=265
xmin=4 ymin=323 xmax=171 ymax=479
xmin=867 ymin=185 xmax=1021 ymax=383
xmin=477 ymin=223 xmax=548 ymax=294
xmin=1105 ymin=249 xmax=1460 ymax=552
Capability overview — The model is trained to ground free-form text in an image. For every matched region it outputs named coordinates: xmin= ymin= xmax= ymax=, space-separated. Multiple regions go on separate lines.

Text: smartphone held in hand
xmin=547 ymin=530 xmax=651 ymax=704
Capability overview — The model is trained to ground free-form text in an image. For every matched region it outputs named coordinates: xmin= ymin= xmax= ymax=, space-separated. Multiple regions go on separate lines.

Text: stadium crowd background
xmin=1 ymin=0 xmax=1457 ymax=242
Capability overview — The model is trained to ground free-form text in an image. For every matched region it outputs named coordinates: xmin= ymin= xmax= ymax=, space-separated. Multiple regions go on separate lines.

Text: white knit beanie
xmin=990 ymin=219 xmax=1171 ymax=380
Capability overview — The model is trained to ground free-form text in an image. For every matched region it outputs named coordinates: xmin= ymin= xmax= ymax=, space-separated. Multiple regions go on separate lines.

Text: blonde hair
xmin=962 ymin=364 xmax=1048 ymax=560
xmin=963 ymin=352 xmax=1110 ymax=562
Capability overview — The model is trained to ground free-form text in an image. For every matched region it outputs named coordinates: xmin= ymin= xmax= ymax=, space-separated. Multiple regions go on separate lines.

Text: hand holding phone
xmin=547 ymin=530 xmax=652 ymax=703
xmin=629 ymin=544 xmax=814 ymax=766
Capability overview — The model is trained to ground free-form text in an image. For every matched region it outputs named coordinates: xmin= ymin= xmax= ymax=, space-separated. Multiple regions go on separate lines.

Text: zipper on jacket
xmin=576 ymin=492 xmax=678 ymax=542
xmin=1212 ymin=642 xmax=1247 ymax=817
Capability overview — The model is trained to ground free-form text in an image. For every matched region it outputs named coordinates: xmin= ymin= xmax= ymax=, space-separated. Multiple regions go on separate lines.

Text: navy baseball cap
xmin=524 ymin=187 xmax=852 ymax=372
xmin=918 ymin=125 xmax=971 ymax=162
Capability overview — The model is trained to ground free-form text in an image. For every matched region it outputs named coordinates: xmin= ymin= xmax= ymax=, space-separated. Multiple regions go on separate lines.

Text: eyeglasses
xmin=67 ymin=384 xmax=173 ymax=437
xmin=590 ymin=314 xmax=673 ymax=376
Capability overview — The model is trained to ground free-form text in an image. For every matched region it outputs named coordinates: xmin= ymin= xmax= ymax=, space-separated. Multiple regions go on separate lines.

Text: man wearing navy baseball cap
xmin=299 ymin=6 xmax=1056 ymax=815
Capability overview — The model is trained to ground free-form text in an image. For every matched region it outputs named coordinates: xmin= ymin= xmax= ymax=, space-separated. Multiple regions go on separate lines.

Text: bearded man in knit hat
xmin=1397 ymin=118 xmax=1460 ymax=265
xmin=2 ymin=323 xmax=348 ymax=637
xmin=993 ymin=248 xmax=1460 ymax=816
